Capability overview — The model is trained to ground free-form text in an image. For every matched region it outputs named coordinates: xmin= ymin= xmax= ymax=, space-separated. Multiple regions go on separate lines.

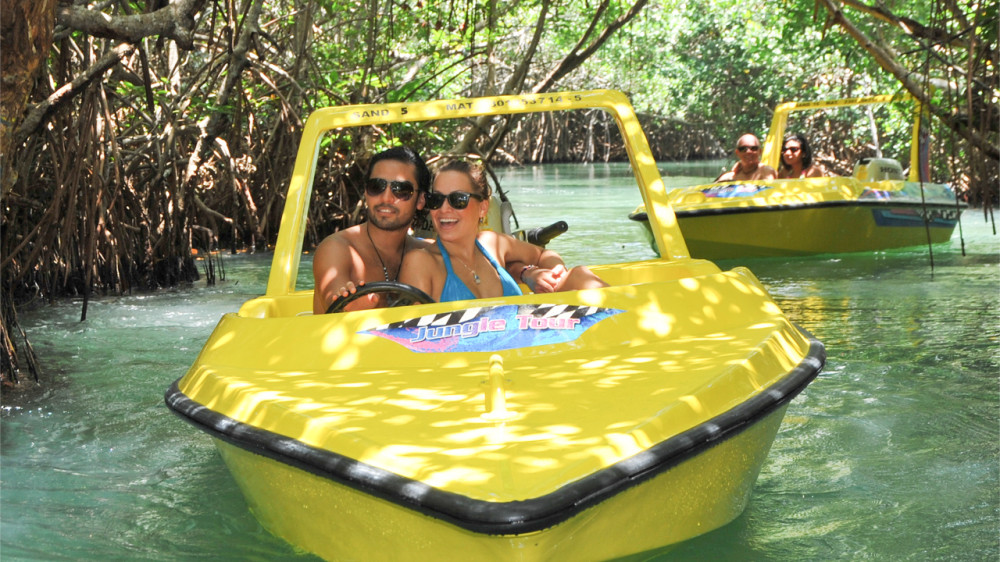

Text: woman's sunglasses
xmin=424 ymin=190 xmax=484 ymax=210
xmin=365 ymin=177 xmax=415 ymax=201
xmin=782 ymin=146 xmax=802 ymax=153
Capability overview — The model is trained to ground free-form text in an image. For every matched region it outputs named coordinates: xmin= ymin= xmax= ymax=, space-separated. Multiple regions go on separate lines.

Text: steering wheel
xmin=325 ymin=281 xmax=434 ymax=314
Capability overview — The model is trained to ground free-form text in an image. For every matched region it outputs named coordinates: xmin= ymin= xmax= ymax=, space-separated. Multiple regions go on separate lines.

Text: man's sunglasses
xmin=737 ymin=145 xmax=761 ymax=152
xmin=424 ymin=190 xmax=484 ymax=210
xmin=365 ymin=177 xmax=415 ymax=200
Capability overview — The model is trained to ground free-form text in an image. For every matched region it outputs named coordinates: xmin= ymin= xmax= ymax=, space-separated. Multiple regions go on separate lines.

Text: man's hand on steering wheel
xmin=326 ymin=281 xmax=434 ymax=314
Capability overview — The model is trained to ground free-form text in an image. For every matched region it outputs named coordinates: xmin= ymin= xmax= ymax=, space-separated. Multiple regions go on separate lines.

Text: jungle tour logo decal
xmin=362 ymin=304 xmax=624 ymax=353
xmin=702 ymin=183 xmax=771 ymax=198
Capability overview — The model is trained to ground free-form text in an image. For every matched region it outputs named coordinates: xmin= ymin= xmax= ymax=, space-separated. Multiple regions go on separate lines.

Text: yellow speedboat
xmin=630 ymin=94 xmax=966 ymax=259
xmin=166 ymin=90 xmax=825 ymax=561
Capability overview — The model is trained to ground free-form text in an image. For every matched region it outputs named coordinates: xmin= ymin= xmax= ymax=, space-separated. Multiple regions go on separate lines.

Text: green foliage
xmin=158 ymin=0 xmax=997 ymax=199
xmin=566 ymin=0 xmax=899 ymax=143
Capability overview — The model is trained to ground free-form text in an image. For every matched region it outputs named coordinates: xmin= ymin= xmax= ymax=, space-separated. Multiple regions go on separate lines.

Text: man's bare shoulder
xmin=324 ymin=225 xmax=365 ymax=244
xmin=755 ymin=165 xmax=778 ymax=179
xmin=316 ymin=226 xmax=364 ymax=253
xmin=313 ymin=228 xmax=366 ymax=276
xmin=399 ymin=245 xmax=443 ymax=282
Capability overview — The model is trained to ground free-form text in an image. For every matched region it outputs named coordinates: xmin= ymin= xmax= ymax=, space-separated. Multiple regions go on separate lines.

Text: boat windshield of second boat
xmin=629 ymin=93 xmax=965 ymax=259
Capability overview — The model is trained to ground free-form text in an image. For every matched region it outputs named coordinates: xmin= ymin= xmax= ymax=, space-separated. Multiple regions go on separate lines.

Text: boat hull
xmin=632 ymin=93 xmax=970 ymax=260
xmin=678 ymin=201 xmax=958 ymax=259
xmin=166 ymin=261 xmax=825 ymax=560
xmin=207 ymin=403 xmax=788 ymax=561
xmin=632 ymin=178 xmax=964 ymax=259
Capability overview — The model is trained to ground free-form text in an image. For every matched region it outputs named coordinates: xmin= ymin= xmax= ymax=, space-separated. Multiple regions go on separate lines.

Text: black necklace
xmin=366 ymin=223 xmax=405 ymax=281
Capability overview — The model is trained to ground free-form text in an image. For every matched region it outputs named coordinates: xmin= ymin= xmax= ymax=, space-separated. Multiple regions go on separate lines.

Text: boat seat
xmin=852 ymin=157 xmax=904 ymax=181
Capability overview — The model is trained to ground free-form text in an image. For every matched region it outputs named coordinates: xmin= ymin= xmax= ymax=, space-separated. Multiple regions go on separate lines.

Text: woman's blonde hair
xmin=436 ymin=160 xmax=491 ymax=198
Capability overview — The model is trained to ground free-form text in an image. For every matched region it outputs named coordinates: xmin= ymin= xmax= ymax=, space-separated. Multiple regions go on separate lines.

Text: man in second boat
xmin=312 ymin=146 xmax=433 ymax=314
xmin=715 ymin=133 xmax=777 ymax=182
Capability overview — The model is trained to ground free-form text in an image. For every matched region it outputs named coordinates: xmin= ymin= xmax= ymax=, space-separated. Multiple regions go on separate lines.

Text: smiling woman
xmin=398 ymin=159 xmax=608 ymax=302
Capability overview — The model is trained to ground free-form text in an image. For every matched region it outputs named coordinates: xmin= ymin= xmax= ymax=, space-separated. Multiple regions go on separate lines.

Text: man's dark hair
xmin=365 ymin=146 xmax=431 ymax=193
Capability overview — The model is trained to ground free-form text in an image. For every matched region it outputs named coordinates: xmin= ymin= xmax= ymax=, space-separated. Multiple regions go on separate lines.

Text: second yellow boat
xmin=630 ymin=94 xmax=966 ymax=259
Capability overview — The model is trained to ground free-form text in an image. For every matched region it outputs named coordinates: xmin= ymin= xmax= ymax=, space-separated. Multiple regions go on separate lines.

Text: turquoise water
xmin=2 ymin=163 xmax=997 ymax=560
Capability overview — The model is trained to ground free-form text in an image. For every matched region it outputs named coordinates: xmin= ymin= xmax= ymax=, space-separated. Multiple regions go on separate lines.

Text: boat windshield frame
xmin=762 ymin=93 xmax=927 ymax=182
xmin=265 ymin=90 xmax=691 ymax=298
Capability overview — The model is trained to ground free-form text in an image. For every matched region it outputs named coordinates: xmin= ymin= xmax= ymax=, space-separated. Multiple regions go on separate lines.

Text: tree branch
xmin=532 ymin=0 xmax=649 ymax=94
xmin=181 ymin=0 xmax=264 ymax=187
xmin=452 ymin=1 xmax=551 ymax=157
xmin=14 ymin=42 xmax=135 ymax=146
xmin=838 ymin=0 xmax=970 ymax=50
xmin=55 ymin=0 xmax=208 ymax=50
xmin=819 ymin=0 xmax=999 ymax=161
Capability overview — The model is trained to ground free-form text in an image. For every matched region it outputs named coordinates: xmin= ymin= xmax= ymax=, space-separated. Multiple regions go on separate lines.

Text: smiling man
xmin=715 ymin=133 xmax=777 ymax=182
xmin=312 ymin=146 xmax=432 ymax=314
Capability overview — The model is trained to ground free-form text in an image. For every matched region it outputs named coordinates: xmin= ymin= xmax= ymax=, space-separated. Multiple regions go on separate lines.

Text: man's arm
xmin=312 ymin=235 xmax=356 ymax=314
xmin=715 ymin=161 xmax=740 ymax=182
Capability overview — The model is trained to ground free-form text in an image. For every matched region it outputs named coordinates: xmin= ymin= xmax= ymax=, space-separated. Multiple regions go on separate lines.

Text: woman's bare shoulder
xmin=476 ymin=230 xmax=506 ymax=251
xmin=477 ymin=229 xmax=500 ymax=242
xmin=405 ymin=245 xmax=441 ymax=264
xmin=804 ymin=164 xmax=826 ymax=177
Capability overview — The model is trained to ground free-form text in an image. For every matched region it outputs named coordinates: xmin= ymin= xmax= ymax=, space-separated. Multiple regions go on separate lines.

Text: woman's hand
xmin=524 ymin=264 xmax=567 ymax=293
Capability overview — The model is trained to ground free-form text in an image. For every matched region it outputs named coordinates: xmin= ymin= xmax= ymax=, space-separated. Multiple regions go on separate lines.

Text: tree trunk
xmin=1 ymin=0 xmax=56 ymax=196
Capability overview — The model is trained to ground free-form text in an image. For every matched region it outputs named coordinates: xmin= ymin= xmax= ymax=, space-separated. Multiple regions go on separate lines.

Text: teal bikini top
xmin=437 ymin=239 xmax=523 ymax=302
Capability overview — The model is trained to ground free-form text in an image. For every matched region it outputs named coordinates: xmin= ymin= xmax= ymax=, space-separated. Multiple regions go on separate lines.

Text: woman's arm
xmin=488 ymin=231 xmax=560 ymax=268
xmin=486 ymin=232 xmax=570 ymax=293
xmin=505 ymin=260 xmax=564 ymax=293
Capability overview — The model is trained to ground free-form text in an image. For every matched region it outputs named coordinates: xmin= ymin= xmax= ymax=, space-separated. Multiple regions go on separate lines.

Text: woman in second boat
xmin=777 ymin=132 xmax=827 ymax=178
xmin=399 ymin=159 xmax=607 ymax=302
